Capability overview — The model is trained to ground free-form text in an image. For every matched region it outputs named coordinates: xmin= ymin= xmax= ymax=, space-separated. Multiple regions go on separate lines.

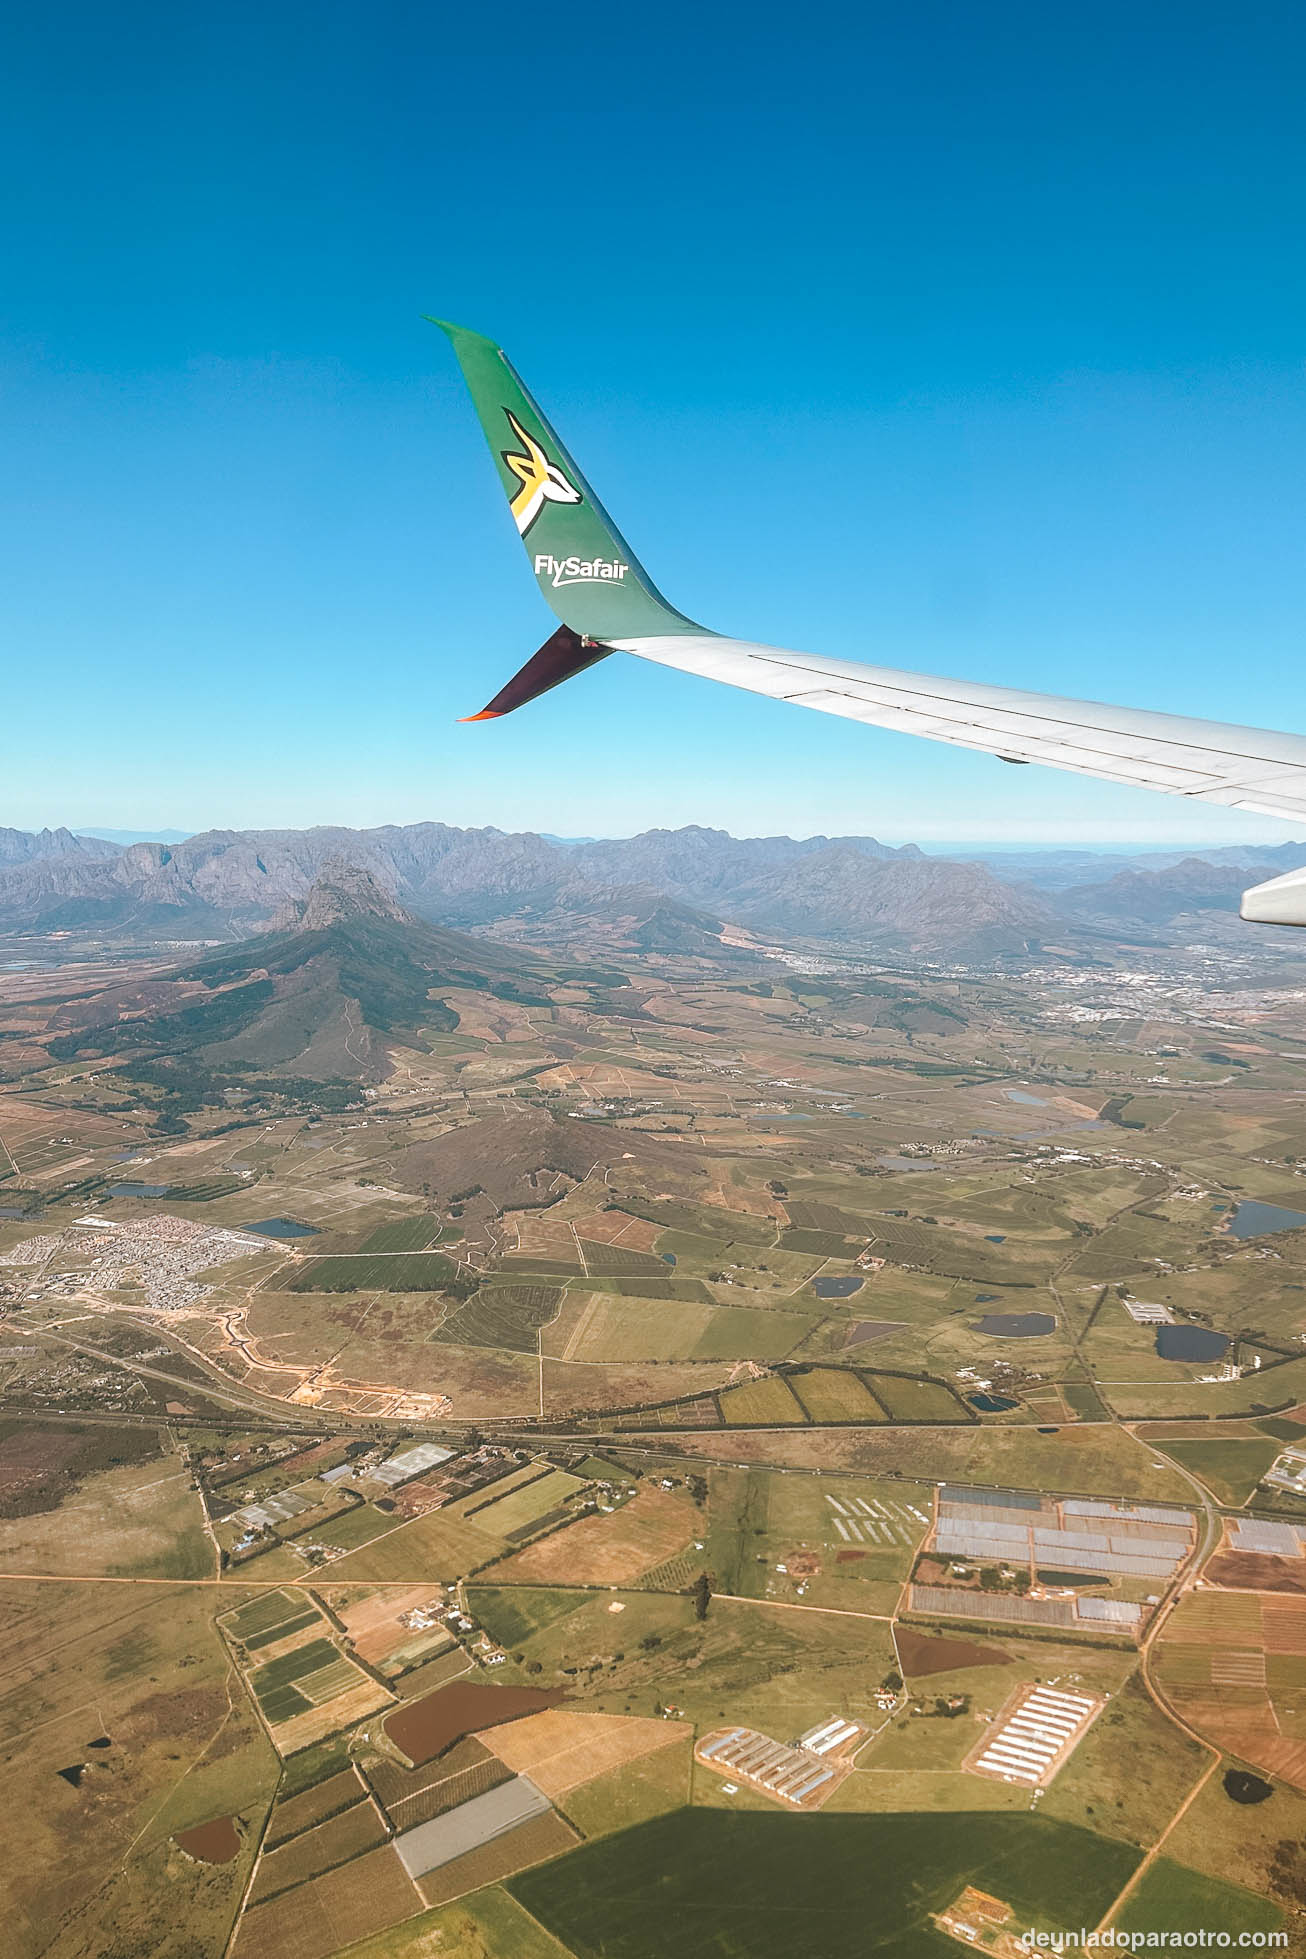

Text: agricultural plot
xmin=578 ymin=1241 xmax=672 ymax=1277
xmin=790 ymin=1368 xmax=884 ymax=1422
xmin=478 ymin=1709 xmax=689 ymax=1799
xmin=322 ymin=1506 xmax=507 ymax=1582
xmin=365 ymin=1734 xmax=512 ymax=1831
xmin=233 ymin=1843 xmax=418 ymax=1959
xmin=465 ymin=1585 xmax=590 ymax=1648
xmin=384 ymin=1681 xmax=569 ymax=1767
xmin=483 ymin=1482 xmax=698 ymax=1587
xmin=1145 ymin=1433 xmax=1283 ymax=1505
xmin=285 ymin=1250 xmax=462 ymax=1291
xmin=355 ymin=1216 xmax=444 ymax=1253
xmin=434 ymin=1284 xmax=564 ymax=1351
xmin=249 ymin=1798 xmax=387 ymax=1903
xmin=509 ymin=1808 xmax=1140 ymax=1958
xmin=221 ymin=1594 xmax=393 ymax=1753
xmin=1114 ymin=1858 xmax=1284 ymax=1946
xmin=264 ymin=1767 xmax=368 ymax=1848
xmin=717 ymin=1375 xmax=804 ymax=1424
xmin=1153 ymin=1590 xmax=1306 ymax=1787
xmin=470 ymin=1466 xmax=587 ymax=1538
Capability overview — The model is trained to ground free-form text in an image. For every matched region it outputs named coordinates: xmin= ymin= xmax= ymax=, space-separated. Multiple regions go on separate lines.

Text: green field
xmin=1146 ymin=1435 xmax=1283 ymax=1504
xmin=1114 ymin=1857 xmax=1283 ymax=1943
xmin=464 ymin=1584 xmax=590 ymax=1647
xmin=510 ymin=1808 xmax=1140 ymax=1957
xmin=472 ymin=1466 xmax=585 ymax=1535
xmin=717 ymin=1375 xmax=804 ymax=1424
xmin=355 ymin=1216 xmax=444 ymax=1253
xmin=287 ymin=1251 xmax=460 ymax=1291
xmin=325 ymin=1506 xmax=505 ymax=1581
xmin=580 ymin=1241 xmax=673 ymax=1276
xmin=790 ymin=1367 xmax=883 ymax=1422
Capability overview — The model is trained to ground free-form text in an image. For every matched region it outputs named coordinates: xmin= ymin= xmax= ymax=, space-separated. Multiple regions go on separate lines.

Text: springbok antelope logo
xmin=500 ymin=408 xmax=582 ymax=536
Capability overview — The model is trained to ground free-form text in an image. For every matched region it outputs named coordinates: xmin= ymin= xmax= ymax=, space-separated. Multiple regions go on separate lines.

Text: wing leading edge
xmin=436 ymin=320 xmax=1306 ymax=925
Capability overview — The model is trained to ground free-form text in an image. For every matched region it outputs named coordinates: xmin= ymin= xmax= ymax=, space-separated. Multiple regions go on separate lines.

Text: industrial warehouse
xmin=695 ymin=1715 xmax=867 ymax=1807
xmin=908 ymin=1486 xmax=1196 ymax=1636
xmin=965 ymin=1684 xmax=1103 ymax=1787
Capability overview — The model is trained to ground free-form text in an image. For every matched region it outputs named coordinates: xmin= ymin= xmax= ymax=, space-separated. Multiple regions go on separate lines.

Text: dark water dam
xmin=1225 ymin=1199 xmax=1306 ymax=1240
xmin=1155 ymin=1325 xmax=1230 ymax=1362
xmin=972 ymin=1312 xmax=1056 ymax=1338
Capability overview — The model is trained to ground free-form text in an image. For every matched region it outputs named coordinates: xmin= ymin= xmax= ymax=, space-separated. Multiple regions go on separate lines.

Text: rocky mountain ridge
xmin=0 ymin=819 xmax=1301 ymax=957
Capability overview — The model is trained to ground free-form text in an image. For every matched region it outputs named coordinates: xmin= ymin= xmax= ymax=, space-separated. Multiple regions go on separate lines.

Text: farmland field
xmin=789 ymin=1367 xmax=884 ymax=1422
xmin=435 ymin=1284 xmax=565 ymax=1350
xmin=510 ymin=1808 xmax=1139 ymax=1956
xmin=717 ymin=1375 xmax=805 ymax=1424
xmin=1114 ymin=1858 xmax=1283 ymax=1944
xmin=356 ymin=1216 xmax=444 ymax=1253
xmin=484 ymin=1483 xmax=698 ymax=1586
xmin=286 ymin=1251 xmax=461 ymax=1291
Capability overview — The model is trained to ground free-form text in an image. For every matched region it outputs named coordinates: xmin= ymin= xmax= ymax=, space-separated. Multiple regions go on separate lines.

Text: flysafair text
xmin=533 ymin=554 xmax=630 ymax=589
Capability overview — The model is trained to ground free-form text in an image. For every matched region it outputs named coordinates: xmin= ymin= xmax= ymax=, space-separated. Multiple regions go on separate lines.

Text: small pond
xmin=969 ymin=1392 xmax=1019 ymax=1412
xmin=972 ymin=1312 xmax=1056 ymax=1338
xmin=812 ymin=1275 xmax=864 ymax=1299
xmin=1155 ymin=1325 xmax=1230 ymax=1362
xmin=242 ymin=1217 xmax=320 ymax=1239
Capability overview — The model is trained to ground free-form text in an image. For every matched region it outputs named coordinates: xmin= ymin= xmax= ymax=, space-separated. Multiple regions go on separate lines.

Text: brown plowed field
xmin=383 ymin=1681 xmax=567 ymax=1768
xmin=481 ymin=1483 xmax=695 ymax=1586
xmin=1263 ymin=1597 xmax=1306 ymax=1652
xmin=477 ymin=1709 xmax=689 ymax=1797
xmin=1207 ymin=1552 xmax=1306 ymax=1594
xmin=896 ymin=1628 xmax=1012 ymax=1676
xmin=265 ymin=1768 xmax=366 ymax=1849
xmin=249 ymin=1801 xmax=386 ymax=1904
xmin=235 ymin=1844 xmax=418 ymax=1959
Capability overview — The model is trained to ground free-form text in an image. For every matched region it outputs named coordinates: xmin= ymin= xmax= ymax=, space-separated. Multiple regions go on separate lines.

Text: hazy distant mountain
xmin=0 ymin=826 xmax=119 ymax=869
xmin=971 ymin=839 xmax=1306 ymax=892
xmin=0 ymin=819 xmax=1032 ymax=954
xmin=1058 ymin=856 xmax=1253 ymax=925
xmin=2 ymin=816 xmax=1297 ymax=960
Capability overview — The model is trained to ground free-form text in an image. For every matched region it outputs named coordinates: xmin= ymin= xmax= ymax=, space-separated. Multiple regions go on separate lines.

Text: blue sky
xmin=3 ymin=1 xmax=1304 ymax=845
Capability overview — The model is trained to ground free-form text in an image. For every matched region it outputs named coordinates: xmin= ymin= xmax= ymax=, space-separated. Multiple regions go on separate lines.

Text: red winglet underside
xmin=461 ymin=624 xmax=611 ymax=721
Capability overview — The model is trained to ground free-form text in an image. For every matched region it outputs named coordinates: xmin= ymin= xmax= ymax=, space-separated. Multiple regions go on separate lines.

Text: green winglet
xmin=429 ymin=318 xmax=703 ymax=641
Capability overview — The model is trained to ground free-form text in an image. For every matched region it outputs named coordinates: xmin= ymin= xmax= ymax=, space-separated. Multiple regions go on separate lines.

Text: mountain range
xmin=0 ymin=820 xmax=1302 ymax=958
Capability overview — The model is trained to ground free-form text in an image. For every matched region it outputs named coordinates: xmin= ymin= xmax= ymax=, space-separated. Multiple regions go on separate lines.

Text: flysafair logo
xmin=501 ymin=408 xmax=582 ymax=535
xmin=533 ymin=553 xmax=629 ymax=589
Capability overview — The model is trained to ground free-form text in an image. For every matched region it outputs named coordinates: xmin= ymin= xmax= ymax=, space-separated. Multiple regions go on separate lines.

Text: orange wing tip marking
xmin=459 ymin=710 xmax=502 ymax=722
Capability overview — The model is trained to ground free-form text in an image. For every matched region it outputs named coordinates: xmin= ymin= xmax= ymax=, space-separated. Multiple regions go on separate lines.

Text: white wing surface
xmin=619 ymin=634 xmax=1306 ymax=825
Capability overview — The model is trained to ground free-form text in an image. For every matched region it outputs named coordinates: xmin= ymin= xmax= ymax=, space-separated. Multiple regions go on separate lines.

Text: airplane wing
xmin=433 ymin=319 xmax=1306 ymax=926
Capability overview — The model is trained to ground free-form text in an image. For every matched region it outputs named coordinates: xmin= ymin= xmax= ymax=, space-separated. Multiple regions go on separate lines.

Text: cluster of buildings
xmin=695 ymin=1713 xmax=867 ymax=1808
xmin=966 ymin=1684 xmax=1102 ymax=1788
xmin=0 ymin=1213 xmax=263 ymax=1314
xmin=1263 ymin=1449 xmax=1306 ymax=1499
